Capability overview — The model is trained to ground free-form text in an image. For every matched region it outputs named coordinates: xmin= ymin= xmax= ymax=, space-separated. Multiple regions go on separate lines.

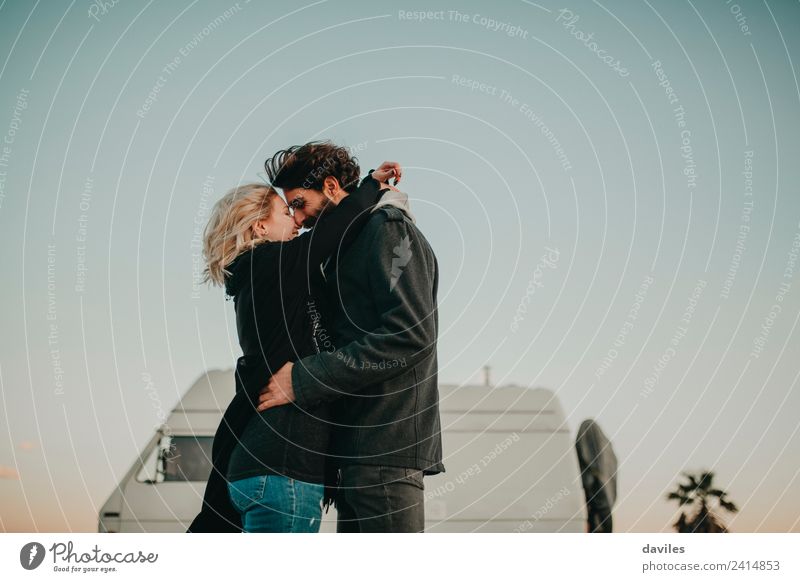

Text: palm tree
xmin=666 ymin=470 xmax=738 ymax=532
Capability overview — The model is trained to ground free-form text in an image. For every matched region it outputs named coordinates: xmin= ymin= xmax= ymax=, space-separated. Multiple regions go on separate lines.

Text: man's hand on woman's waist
xmin=257 ymin=361 xmax=295 ymax=411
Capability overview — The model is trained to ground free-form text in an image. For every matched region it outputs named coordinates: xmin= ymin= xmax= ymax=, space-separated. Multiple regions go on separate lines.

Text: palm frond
xmin=698 ymin=471 xmax=714 ymax=490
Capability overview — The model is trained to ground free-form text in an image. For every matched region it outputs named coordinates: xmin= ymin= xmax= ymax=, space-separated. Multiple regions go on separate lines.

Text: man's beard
xmin=304 ymin=198 xmax=334 ymax=228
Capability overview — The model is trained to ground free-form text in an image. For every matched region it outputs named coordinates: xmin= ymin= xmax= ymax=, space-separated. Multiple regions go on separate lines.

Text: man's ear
xmin=322 ymin=176 xmax=341 ymax=201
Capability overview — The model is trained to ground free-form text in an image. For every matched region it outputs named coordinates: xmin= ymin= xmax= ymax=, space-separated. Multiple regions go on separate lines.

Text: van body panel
xmin=99 ymin=372 xmax=588 ymax=533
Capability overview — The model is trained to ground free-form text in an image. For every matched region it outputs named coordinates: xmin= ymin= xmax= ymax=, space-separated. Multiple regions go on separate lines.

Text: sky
xmin=1 ymin=0 xmax=799 ymax=533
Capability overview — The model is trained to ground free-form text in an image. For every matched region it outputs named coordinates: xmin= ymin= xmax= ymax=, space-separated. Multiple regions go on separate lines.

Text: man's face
xmin=283 ymin=187 xmax=330 ymax=228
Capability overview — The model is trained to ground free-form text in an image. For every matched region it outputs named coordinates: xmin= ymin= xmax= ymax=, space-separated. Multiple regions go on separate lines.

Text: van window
xmin=136 ymin=435 xmax=214 ymax=483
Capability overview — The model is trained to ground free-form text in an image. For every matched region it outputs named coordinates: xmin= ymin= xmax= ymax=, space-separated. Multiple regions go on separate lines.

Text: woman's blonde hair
xmin=202 ymin=183 xmax=279 ymax=286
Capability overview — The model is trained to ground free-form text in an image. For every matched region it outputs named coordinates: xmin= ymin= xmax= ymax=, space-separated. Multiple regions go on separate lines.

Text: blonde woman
xmin=188 ymin=158 xmax=402 ymax=533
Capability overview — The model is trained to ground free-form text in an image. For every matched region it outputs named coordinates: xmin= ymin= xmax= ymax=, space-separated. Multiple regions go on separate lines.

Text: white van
xmin=99 ymin=369 xmax=589 ymax=533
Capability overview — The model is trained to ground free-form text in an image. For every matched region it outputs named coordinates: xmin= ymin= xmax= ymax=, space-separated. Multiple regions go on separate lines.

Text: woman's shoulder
xmin=245 ymin=239 xmax=308 ymax=279
xmin=250 ymin=238 xmax=305 ymax=258
xmin=224 ymin=241 xmax=303 ymax=295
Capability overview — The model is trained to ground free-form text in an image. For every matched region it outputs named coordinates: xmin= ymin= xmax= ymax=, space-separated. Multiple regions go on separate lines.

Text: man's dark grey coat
xmin=292 ymin=203 xmax=445 ymax=475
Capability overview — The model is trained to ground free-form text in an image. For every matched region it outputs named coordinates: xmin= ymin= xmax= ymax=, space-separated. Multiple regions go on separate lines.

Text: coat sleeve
xmin=291 ymin=211 xmax=438 ymax=409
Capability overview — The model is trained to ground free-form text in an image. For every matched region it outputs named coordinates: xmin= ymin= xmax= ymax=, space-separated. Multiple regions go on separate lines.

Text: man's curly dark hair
xmin=264 ymin=140 xmax=361 ymax=194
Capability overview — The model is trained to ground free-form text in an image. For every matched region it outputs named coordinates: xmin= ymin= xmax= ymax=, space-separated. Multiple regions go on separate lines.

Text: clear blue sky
xmin=1 ymin=0 xmax=799 ymax=532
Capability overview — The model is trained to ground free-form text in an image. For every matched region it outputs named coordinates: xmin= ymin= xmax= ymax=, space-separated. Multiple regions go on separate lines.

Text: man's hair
xmin=264 ymin=140 xmax=361 ymax=193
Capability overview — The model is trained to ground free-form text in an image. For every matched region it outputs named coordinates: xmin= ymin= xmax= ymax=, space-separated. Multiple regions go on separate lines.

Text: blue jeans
xmin=227 ymin=474 xmax=324 ymax=532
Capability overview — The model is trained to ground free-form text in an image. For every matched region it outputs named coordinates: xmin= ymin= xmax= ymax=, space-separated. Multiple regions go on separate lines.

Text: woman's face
xmin=253 ymin=195 xmax=299 ymax=242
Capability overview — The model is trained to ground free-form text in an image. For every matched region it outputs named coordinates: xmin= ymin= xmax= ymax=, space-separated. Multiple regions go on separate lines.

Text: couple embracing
xmin=188 ymin=141 xmax=444 ymax=533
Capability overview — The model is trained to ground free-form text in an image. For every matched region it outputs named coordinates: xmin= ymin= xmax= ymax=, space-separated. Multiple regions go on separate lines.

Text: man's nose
xmin=293 ymin=212 xmax=305 ymax=228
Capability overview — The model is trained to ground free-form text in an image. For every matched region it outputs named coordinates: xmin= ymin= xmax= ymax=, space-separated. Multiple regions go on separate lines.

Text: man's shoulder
xmin=356 ymin=206 xmax=408 ymax=238
xmin=374 ymin=204 xmax=411 ymax=224
xmin=362 ymin=207 xmax=435 ymax=260
xmin=362 ymin=206 xmax=424 ymax=243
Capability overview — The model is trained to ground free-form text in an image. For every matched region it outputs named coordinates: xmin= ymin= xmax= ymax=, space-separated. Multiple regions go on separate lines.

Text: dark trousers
xmin=335 ymin=464 xmax=425 ymax=532
xmin=187 ymin=390 xmax=250 ymax=532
